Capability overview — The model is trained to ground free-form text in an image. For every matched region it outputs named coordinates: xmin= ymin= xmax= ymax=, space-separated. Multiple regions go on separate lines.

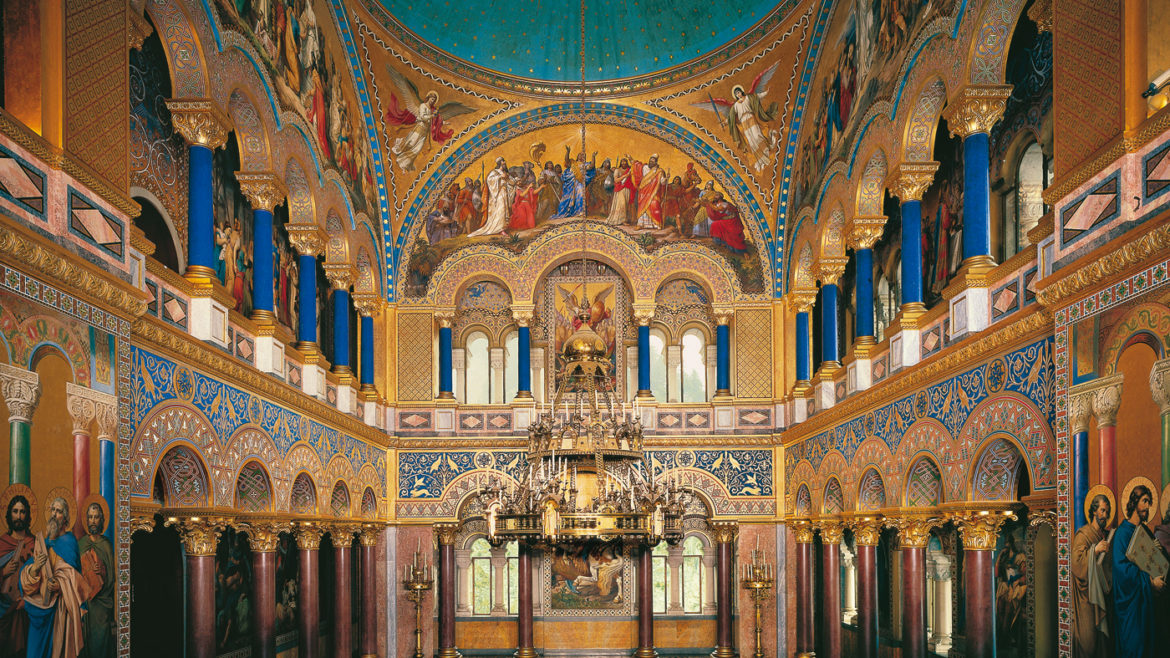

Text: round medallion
xmin=914 ymin=390 xmax=929 ymax=419
xmin=985 ymin=358 xmax=1007 ymax=393
xmin=474 ymin=451 xmax=493 ymax=469
xmin=677 ymin=450 xmax=696 ymax=468
xmin=248 ymin=396 xmax=263 ymax=424
xmin=173 ymin=366 xmax=194 ymax=402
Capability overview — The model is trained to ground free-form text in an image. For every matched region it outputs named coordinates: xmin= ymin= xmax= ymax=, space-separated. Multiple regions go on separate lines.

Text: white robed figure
xmin=469 ymin=158 xmax=514 ymax=237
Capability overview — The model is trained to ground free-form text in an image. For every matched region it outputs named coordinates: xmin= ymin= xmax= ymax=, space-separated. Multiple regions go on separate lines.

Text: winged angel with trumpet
xmin=693 ymin=62 xmax=782 ymax=172
xmin=384 ymin=67 xmax=475 ymax=172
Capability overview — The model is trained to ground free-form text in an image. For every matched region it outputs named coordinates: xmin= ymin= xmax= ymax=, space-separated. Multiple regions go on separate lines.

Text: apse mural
xmin=274 ymin=202 xmax=299 ymax=332
xmin=549 ymin=542 xmax=627 ymax=611
xmin=405 ymin=124 xmax=762 ymax=297
xmin=212 ymin=136 xmax=254 ymax=315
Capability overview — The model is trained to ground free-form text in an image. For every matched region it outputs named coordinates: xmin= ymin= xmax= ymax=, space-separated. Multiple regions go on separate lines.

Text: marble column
xmin=852 ymin=518 xmax=882 ymax=658
xmin=712 ymin=521 xmax=738 ymax=658
xmin=792 ymin=301 xmax=813 ymax=384
xmin=244 ymin=523 xmax=286 ymax=658
xmin=840 ymin=545 xmax=857 ymax=625
xmin=666 ymin=344 xmax=682 ymax=403
xmin=927 ymin=553 xmax=953 ymax=655
xmin=667 ymin=545 xmax=684 ymax=612
xmin=354 ymin=295 xmax=381 ymax=394
xmin=818 ymin=522 xmax=844 ymax=658
xmin=714 ymin=309 xmax=732 ymax=397
xmin=164 ymin=100 xmax=229 ymax=282
xmin=791 ymin=521 xmax=816 ymax=658
xmin=65 ymin=383 xmax=96 ymax=515
xmin=636 ymin=543 xmax=657 ymax=658
xmin=437 ymin=313 xmax=455 ymax=399
xmin=0 ymin=364 xmax=40 ymax=485
xmin=1070 ymin=393 xmax=1092 ymax=531
xmin=888 ymin=164 xmax=938 ymax=368
xmin=888 ymin=515 xmax=938 ymax=658
xmin=516 ymin=543 xmax=536 ymax=658
xmin=455 ymin=548 xmax=472 ymax=615
xmin=175 ymin=518 xmax=222 ymax=658
xmin=452 ymin=348 xmax=466 ymax=403
xmin=701 ymin=553 xmax=717 ymax=615
xmin=1150 ymin=359 xmax=1170 ymax=486
xmin=489 ymin=347 xmax=506 ymax=405
xmin=1089 ymin=374 xmax=1124 ymax=494
xmin=359 ymin=527 xmax=379 ymax=658
xmin=514 ymin=307 xmax=534 ymax=399
xmin=636 ymin=308 xmax=654 ymax=399
xmin=817 ymin=260 xmax=847 ymax=367
xmin=848 ymin=218 xmax=885 ymax=348
xmin=705 ymin=345 xmax=718 ymax=402
xmin=953 ymin=510 xmax=1016 ymax=658
xmin=332 ymin=527 xmax=356 ymax=658
xmin=296 ymin=524 xmax=324 ymax=658
xmin=237 ymin=173 xmax=287 ymax=325
xmin=491 ymin=545 xmax=507 ymax=613
xmin=435 ymin=523 xmax=461 ymax=658
xmin=325 ymin=266 xmax=356 ymax=377
xmin=287 ymin=227 xmax=325 ymax=354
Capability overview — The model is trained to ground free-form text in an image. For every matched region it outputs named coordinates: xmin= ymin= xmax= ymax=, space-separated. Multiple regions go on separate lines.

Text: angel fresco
xmin=384 ymin=67 xmax=475 ymax=172
xmin=695 ymin=62 xmax=782 ymax=172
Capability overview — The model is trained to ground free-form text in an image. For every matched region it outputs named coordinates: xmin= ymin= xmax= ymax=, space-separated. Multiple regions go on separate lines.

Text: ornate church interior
xmin=0 ymin=0 xmax=1168 ymax=657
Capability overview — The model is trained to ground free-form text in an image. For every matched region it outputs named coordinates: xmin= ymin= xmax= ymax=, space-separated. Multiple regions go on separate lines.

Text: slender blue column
xmin=715 ymin=323 xmax=730 ymax=395
xmin=1074 ymin=429 xmax=1090 ymax=532
xmin=963 ymin=132 xmax=992 ymax=264
xmin=332 ymin=288 xmax=351 ymax=373
xmin=795 ymin=311 xmax=810 ymax=382
xmin=637 ymin=324 xmax=652 ymax=396
xmin=821 ymin=283 xmax=839 ymax=364
xmin=517 ymin=326 xmax=532 ymax=398
xmin=360 ymin=315 xmax=375 ymax=390
xmin=252 ymin=208 xmax=275 ymax=321
xmin=187 ymin=145 xmax=216 ymax=277
xmin=855 ymin=248 xmax=875 ymax=340
xmin=297 ymin=254 xmax=317 ymax=348
xmin=100 ymin=438 xmax=114 ymax=542
xmin=900 ymin=200 xmax=924 ymax=308
xmin=438 ymin=325 xmax=454 ymax=398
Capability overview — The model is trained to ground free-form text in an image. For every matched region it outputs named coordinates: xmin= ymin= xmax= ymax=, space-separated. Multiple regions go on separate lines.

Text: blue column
xmin=332 ymin=288 xmax=351 ymax=374
xmin=715 ymin=323 xmax=730 ymax=395
xmin=297 ymin=254 xmax=317 ymax=349
xmin=637 ymin=324 xmax=651 ymax=396
xmin=963 ymin=133 xmax=992 ymax=264
xmin=360 ymin=315 xmax=375 ymax=390
xmin=900 ymin=200 xmax=924 ymax=308
xmin=795 ymin=311 xmax=810 ymax=382
xmin=821 ymin=283 xmax=839 ymax=364
xmin=438 ymin=324 xmax=454 ymax=398
xmin=1074 ymin=429 xmax=1090 ymax=532
xmin=100 ymin=437 xmax=114 ymax=542
xmin=187 ymin=145 xmax=215 ymax=278
xmin=855 ymin=248 xmax=874 ymax=341
xmin=252 ymin=208 xmax=275 ymax=321
xmin=516 ymin=326 xmax=532 ymax=398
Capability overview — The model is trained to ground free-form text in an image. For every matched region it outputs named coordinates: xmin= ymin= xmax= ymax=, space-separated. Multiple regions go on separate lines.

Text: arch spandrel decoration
xmin=156 ymin=444 xmax=212 ymax=508
xmin=904 ymin=456 xmax=943 ymax=508
xmin=967 ymin=0 xmax=1031 ymax=85
xmin=1099 ymin=301 xmax=1170 ymax=374
xmin=793 ymin=483 xmax=812 ymax=517
xmin=969 ymin=436 xmax=1025 ymax=502
xmin=284 ymin=158 xmax=316 ymax=225
xmin=901 ymin=77 xmax=948 ymax=163
xmin=290 ymin=472 xmax=318 ymax=516
xmin=857 ymin=468 xmax=886 ymax=512
xmin=227 ymin=88 xmax=272 ymax=172
xmin=957 ymin=393 xmax=1053 ymax=492
xmin=235 ymin=461 xmax=273 ymax=513
xmin=330 ymin=480 xmax=351 ymax=517
xmin=131 ymin=402 xmax=221 ymax=501
xmin=143 ymin=0 xmax=209 ymax=98
xmin=856 ymin=149 xmax=888 ymax=217
xmin=822 ymin=477 xmax=844 ymax=515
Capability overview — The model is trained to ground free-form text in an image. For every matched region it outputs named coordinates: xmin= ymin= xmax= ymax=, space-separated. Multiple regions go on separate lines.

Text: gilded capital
xmin=165 ymin=99 xmax=230 ymax=149
xmin=295 ymin=524 xmax=324 ymax=550
xmin=632 ymin=304 xmax=655 ymax=327
xmin=886 ymin=514 xmax=941 ymax=549
xmin=353 ymin=293 xmax=382 ymax=318
xmin=1150 ymin=359 xmax=1170 ymax=415
xmin=1068 ymin=392 xmax=1093 ymax=434
xmin=172 ymin=517 xmax=223 ymax=556
xmin=712 ymin=521 xmax=739 ymax=544
xmin=235 ymin=172 xmax=287 ymax=212
xmin=816 ymin=258 xmax=849 ymax=286
xmin=712 ymin=307 xmax=734 ymax=327
xmin=816 ymin=520 xmax=844 ymax=545
xmin=850 ymin=516 xmax=884 ymax=547
xmin=512 ymin=305 xmax=536 ymax=327
xmin=434 ymin=522 xmax=460 ymax=546
xmin=952 ymin=509 xmax=1016 ymax=551
xmin=1028 ymin=0 xmax=1053 ymax=33
xmin=359 ymin=525 xmax=381 ymax=547
xmin=287 ymin=226 xmax=325 ymax=258
xmin=129 ymin=510 xmax=156 ymax=535
xmin=65 ymin=383 xmax=96 ymax=434
xmin=847 ymin=216 xmax=886 ymax=251
xmin=0 ymin=364 xmax=41 ymax=424
xmin=330 ymin=524 xmax=359 ymax=548
xmin=942 ymin=86 xmax=1013 ymax=138
xmin=435 ymin=309 xmax=457 ymax=329
xmin=242 ymin=521 xmax=290 ymax=553
xmin=1080 ymin=373 xmax=1124 ymax=428
xmin=788 ymin=289 xmax=817 ymax=314
xmin=790 ymin=519 xmax=815 ymax=544
xmin=888 ymin=162 xmax=940 ymax=202
xmin=323 ymin=264 xmax=356 ymax=291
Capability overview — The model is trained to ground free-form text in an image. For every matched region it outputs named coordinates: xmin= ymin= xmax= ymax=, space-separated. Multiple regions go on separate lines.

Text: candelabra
xmin=740 ymin=548 xmax=775 ymax=658
xmin=401 ymin=549 xmax=433 ymax=658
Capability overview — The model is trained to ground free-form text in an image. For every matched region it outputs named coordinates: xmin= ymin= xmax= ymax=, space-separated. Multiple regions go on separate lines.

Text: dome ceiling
xmin=363 ymin=0 xmax=792 ymax=88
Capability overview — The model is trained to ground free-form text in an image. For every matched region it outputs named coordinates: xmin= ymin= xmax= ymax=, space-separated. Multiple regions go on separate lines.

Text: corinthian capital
xmin=788 ymin=289 xmax=817 ymax=314
xmin=434 ymin=522 xmax=460 ymax=546
xmin=295 ymin=523 xmax=324 ymax=550
xmin=0 ymin=364 xmax=40 ymax=424
xmin=434 ymin=309 xmax=456 ymax=329
xmin=711 ymin=521 xmax=739 ymax=544
xmin=1085 ymin=373 xmax=1124 ymax=428
xmin=353 ymin=293 xmax=383 ymax=318
xmin=165 ymin=99 xmax=230 ymax=149
xmin=888 ymin=162 xmax=940 ymax=202
xmin=816 ymin=519 xmax=844 ymax=544
xmin=287 ymin=225 xmax=325 ymax=258
xmin=1068 ymin=392 xmax=1093 ymax=434
xmin=886 ymin=513 xmax=942 ymax=549
xmin=950 ymin=507 xmax=1017 ymax=551
xmin=789 ymin=518 xmax=815 ymax=544
xmin=512 ymin=305 xmax=536 ymax=327
xmin=1150 ymin=359 xmax=1170 ymax=415
xmin=235 ymin=172 xmax=288 ymax=212
xmin=169 ymin=517 xmax=224 ymax=556
xmin=241 ymin=521 xmax=290 ymax=553
xmin=817 ymin=258 xmax=850 ymax=287
xmin=323 ymin=264 xmax=356 ymax=291
xmin=848 ymin=216 xmax=886 ymax=251
xmin=942 ymin=86 xmax=1013 ymax=138
xmin=632 ymin=304 xmax=655 ymax=327
xmin=65 ymin=383 xmax=96 ymax=434
xmin=848 ymin=515 xmax=884 ymax=547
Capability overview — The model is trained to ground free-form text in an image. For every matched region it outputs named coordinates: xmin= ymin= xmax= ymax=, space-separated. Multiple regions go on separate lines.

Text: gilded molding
xmin=885 ymin=512 xmax=941 ymax=549
xmin=847 ymin=216 xmax=886 ymax=251
xmin=287 ymin=226 xmax=326 ymax=258
xmin=323 ymin=263 xmax=356 ymax=291
xmin=712 ymin=520 xmax=740 ymax=544
xmin=169 ymin=517 xmax=225 ymax=557
xmin=949 ymin=509 xmax=1017 ymax=551
xmin=131 ymin=315 xmax=392 ymax=446
xmin=235 ymin=172 xmax=288 ymax=212
xmin=0 ymin=217 xmax=150 ymax=319
xmin=1029 ymin=510 xmax=1057 ymax=530
xmin=165 ymin=99 xmax=230 ymax=149
xmin=816 ymin=258 xmax=849 ymax=286
xmin=1150 ymin=359 xmax=1170 ymax=414
xmin=130 ymin=226 xmax=156 ymax=257
xmin=434 ymin=522 xmax=460 ymax=546
xmin=0 ymin=364 xmax=41 ymax=423
xmin=942 ymin=86 xmax=1013 ymax=138
xmin=888 ymin=162 xmax=940 ymax=202
xmin=128 ymin=7 xmax=154 ymax=50
xmin=1036 ymin=222 xmax=1170 ymax=309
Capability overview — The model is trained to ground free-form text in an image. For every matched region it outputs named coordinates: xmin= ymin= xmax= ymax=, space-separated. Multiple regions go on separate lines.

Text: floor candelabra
xmin=740 ymin=549 xmax=775 ymax=658
xmin=402 ymin=550 xmax=433 ymax=658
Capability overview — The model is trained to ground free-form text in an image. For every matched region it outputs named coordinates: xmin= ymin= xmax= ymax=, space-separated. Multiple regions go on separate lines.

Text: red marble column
xmin=178 ymin=520 xmax=220 ymax=658
xmin=902 ymin=546 xmax=926 ymax=658
xmin=66 ymin=390 xmax=94 ymax=538
xmin=954 ymin=510 xmax=1013 ymax=658
xmin=359 ymin=528 xmax=378 ymax=658
xmin=516 ymin=542 xmax=536 ymax=658
xmin=712 ymin=522 xmax=738 ymax=658
xmin=297 ymin=525 xmax=324 ymax=658
xmin=247 ymin=525 xmax=281 ymax=658
xmin=792 ymin=523 xmax=816 ymax=658
xmin=435 ymin=523 xmax=461 ymax=658
xmin=1090 ymin=376 xmax=1122 ymax=494
xmin=333 ymin=528 xmax=355 ymax=658
xmin=853 ymin=519 xmax=882 ymax=658
xmin=636 ymin=543 xmax=657 ymax=658
xmin=819 ymin=523 xmax=843 ymax=658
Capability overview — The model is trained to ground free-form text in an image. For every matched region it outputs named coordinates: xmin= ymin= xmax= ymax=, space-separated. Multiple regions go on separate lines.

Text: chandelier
xmin=476 ymin=304 xmax=691 ymax=545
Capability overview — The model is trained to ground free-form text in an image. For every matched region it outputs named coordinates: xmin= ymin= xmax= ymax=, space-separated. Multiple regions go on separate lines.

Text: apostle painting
xmin=20 ymin=494 xmax=86 ymax=658
xmin=469 ymin=158 xmax=514 ymax=237
xmin=1 ymin=487 xmax=34 ymax=657
xmin=632 ymin=154 xmax=667 ymax=230
xmin=1111 ymin=484 xmax=1165 ymax=657
xmin=78 ymin=500 xmax=113 ymax=658
xmin=553 ymin=148 xmax=598 ymax=219
xmin=385 ymin=66 xmax=474 ymax=172
xmin=1072 ymin=491 xmax=1112 ymax=657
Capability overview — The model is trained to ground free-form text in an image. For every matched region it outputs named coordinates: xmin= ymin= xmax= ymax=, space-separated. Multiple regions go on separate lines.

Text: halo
xmin=1120 ymin=476 xmax=1158 ymax=528
xmin=80 ymin=493 xmax=111 ymax=536
xmin=0 ymin=483 xmax=39 ymax=536
xmin=1084 ymin=484 xmax=1116 ymax=527
xmin=43 ymin=487 xmax=78 ymax=534
xmin=731 ymin=84 xmax=745 ymax=96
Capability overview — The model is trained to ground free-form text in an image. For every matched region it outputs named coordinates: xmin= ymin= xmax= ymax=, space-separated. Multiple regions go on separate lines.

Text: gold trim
xmin=435 ymin=522 xmax=460 ymax=545
xmin=888 ymin=162 xmax=940 ymax=202
xmin=712 ymin=521 xmax=739 ymax=544
xmin=1036 ymin=221 xmax=1170 ymax=310
xmin=942 ymin=86 xmax=1012 ymax=139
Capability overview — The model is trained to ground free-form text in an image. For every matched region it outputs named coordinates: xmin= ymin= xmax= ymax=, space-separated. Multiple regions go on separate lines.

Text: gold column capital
xmin=789 ymin=518 xmax=816 ymax=544
xmin=847 ymin=216 xmax=887 ymax=251
xmin=847 ymin=514 xmax=884 ymax=547
xmin=884 ymin=511 xmax=942 ymax=549
xmin=287 ymin=225 xmax=326 ymax=258
xmin=712 ymin=521 xmax=740 ymax=544
xmin=946 ymin=506 xmax=1017 ymax=551
xmin=295 ymin=523 xmax=324 ymax=551
xmin=712 ymin=307 xmax=735 ymax=326
xmin=888 ymin=162 xmax=940 ymax=202
xmin=165 ymin=99 xmax=230 ymax=149
xmin=168 ymin=517 xmax=225 ymax=556
xmin=435 ymin=309 xmax=457 ymax=329
xmin=815 ymin=518 xmax=844 ymax=545
xmin=235 ymin=172 xmax=288 ymax=212
xmin=359 ymin=525 xmax=382 ymax=547
xmin=330 ymin=523 xmax=360 ymax=548
xmin=942 ymin=85 xmax=1013 ymax=138
xmin=65 ymin=383 xmax=96 ymax=434
xmin=241 ymin=521 xmax=291 ymax=553
xmin=512 ymin=304 xmax=536 ymax=327
xmin=788 ymin=289 xmax=817 ymax=314
xmin=816 ymin=258 xmax=850 ymax=286
xmin=434 ymin=522 xmax=460 ymax=546
xmin=323 ymin=263 xmax=356 ymax=291
xmin=633 ymin=304 xmax=656 ymax=326
xmin=353 ymin=293 xmax=383 ymax=318
xmin=1068 ymin=391 xmax=1093 ymax=434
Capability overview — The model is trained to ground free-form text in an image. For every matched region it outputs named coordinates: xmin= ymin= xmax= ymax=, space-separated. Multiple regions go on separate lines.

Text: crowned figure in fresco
xmin=694 ymin=62 xmax=781 ymax=172
xmin=384 ymin=67 xmax=474 ymax=172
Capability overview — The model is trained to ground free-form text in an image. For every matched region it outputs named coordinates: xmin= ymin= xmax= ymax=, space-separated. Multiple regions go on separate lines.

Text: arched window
xmin=1004 ymin=142 xmax=1050 ymax=259
xmin=681 ymin=535 xmax=705 ymax=613
xmin=470 ymin=538 xmax=492 ymax=615
xmin=649 ymin=328 xmax=667 ymax=401
xmin=506 ymin=540 xmax=519 ymax=613
xmin=465 ymin=331 xmax=491 ymax=404
xmin=132 ymin=196 xmax=181 ymax=273
xmin=652 ymin=541 xmax=668 ymax=613
xmin=503 ymin=329 xmax=519 ymax=403
xmin=681 ymin=329 xmax=707 ymax=402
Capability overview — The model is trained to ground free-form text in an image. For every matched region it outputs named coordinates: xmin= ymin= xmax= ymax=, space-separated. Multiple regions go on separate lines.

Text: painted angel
xmin=384 ymin=66 xmax=474 ymax=172
xmin=559 ymin=283 xmax=614 ymax=330
xmin=694 ymin=62 xmax=782 ymax=172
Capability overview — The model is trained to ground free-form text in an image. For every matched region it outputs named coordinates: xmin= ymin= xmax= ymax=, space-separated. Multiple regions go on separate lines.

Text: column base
xmin=794 ymin=653 xmax=816 ymax=658
xmin=251 ymin=309 xmax=277 ymax=325
xmin=332 ymin=365 xmax=354 ymax=377
xmin=713 ymin=388 xmax=732 ymax=398
xmin=514 ymin=390 xmax=534 ymax=399
xmin=184 ymin=264 xmax=218 ymax=282
xmin=514 ymin=648 xmax=540 ymax=658
xmin=711 ymin=648 xmax=736 ymax=658
xmin=436 ymin=391 xmax=456 ymax=400
xmin=359 ymin=383 xmax=378 ymax=393
xmin=437 ymin=650 xmax=463 ymax=658
xmin=634 ymin=648 xmax=658 ymax=658
xmin=636 ymin=389 xmax=655 ymax=399
xmin=294 ymin=341 xmax=321 ymax=357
